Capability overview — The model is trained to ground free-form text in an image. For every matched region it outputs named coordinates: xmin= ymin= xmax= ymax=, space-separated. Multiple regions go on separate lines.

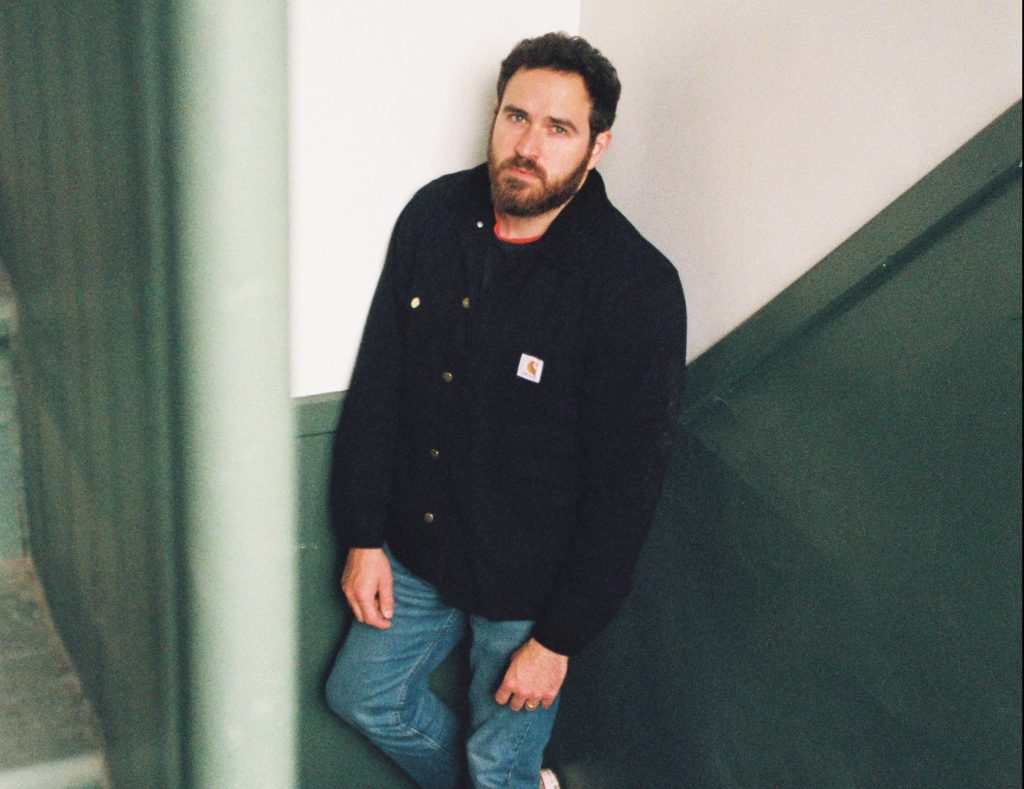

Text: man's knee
xmin=325 ymin=661 xmax=355 ymax=720
xmin=325 ymin=658 xmax=386 ymax=732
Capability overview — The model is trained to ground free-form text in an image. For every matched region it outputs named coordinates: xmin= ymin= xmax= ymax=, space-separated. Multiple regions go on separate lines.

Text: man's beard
xmin=488 ymin=144 xmax=590 ymax=218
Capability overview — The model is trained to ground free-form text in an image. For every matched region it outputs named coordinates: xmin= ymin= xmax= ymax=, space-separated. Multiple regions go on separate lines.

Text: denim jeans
xmin=326 ymin=547 xmax=560 ymax=789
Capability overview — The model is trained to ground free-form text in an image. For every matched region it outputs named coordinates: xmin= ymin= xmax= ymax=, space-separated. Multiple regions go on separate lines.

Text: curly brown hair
xmin=497 ymin=32 xmax=621 ymax=141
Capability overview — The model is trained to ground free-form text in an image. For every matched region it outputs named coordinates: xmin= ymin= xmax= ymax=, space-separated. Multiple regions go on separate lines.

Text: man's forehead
xmin=500 ymin=67 xmax=591 ymax=112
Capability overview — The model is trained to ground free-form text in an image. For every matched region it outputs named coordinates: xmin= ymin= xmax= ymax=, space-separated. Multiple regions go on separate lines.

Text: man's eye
xmin=552 ymin=126 xmax=567 ymax=135
xmin=510 ymin=113 xmax=526 ymax=122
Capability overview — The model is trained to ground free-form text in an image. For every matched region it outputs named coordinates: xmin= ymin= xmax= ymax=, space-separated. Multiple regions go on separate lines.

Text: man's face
xmin=488 ymin=67 xmax=611 ymax=217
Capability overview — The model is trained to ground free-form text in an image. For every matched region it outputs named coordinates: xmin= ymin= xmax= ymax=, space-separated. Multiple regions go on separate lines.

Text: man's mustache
xmin=501 ymin=156 xmax=545 ymax=181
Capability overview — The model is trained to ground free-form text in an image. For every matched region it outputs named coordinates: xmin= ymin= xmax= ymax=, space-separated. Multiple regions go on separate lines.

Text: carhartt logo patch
xmin=517 ymin=353 xmax=544 ymax=383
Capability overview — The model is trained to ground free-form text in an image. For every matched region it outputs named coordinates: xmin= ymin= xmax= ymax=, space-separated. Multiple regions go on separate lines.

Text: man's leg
xmin=465 ymin=617 xmax=560 ymax=789
xmin=326 ymin=547 xmax=468 ymax=789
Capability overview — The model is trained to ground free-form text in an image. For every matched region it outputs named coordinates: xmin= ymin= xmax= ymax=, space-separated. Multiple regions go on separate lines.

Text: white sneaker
xmin=540 ymin=768 xmax=561 ymax=789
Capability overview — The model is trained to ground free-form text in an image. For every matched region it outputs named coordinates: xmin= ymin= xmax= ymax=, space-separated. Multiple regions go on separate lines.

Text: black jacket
xmin=330 ymin=164 xmax=686 ymax=655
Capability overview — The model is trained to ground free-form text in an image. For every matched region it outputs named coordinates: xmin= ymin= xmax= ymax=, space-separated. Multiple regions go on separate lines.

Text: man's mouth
xmin=503 ymin=160 xmax=543 ymax=182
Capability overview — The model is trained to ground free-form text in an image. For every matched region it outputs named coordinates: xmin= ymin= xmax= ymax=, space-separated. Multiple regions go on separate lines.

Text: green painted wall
xmin=1 ymin=275 xmax=26 ymax=558
xmin=295 ymin=395 xmax=415 ymax=788
xmin=0 ymin=344 xmax=23 ymax=560
xmin=0 ymin=3 xmax=184 ymax=786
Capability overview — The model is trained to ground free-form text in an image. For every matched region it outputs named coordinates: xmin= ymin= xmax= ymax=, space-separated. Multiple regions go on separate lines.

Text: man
xmin=326 ymin=32 xmax=686 ymax=789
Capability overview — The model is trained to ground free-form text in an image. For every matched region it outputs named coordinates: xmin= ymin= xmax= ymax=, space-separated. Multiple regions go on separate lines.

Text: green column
xmin=170 ymin=3 xmax=296 ymax=786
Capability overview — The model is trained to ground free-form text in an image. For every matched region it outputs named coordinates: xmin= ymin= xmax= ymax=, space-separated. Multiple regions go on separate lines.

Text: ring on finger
xmin=524 ymin=701 xmax=539 ymax=712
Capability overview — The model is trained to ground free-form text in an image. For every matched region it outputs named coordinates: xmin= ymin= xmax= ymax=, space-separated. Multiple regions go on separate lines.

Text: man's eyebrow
xmin=548 ymin=116 xmax=578 ymax=133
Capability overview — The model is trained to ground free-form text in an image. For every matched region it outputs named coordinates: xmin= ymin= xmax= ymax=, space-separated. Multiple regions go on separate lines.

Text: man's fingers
xmin=379 ymin=576 xmax=394 ymax=621
xmin=357 ymin=590 xmax=391 ymax=629
xmin=362 ymin=611 xmax=391 ymax=629
xmin=344 ymin=592 xmax=364 ymax=624
xmin=510 ymin=695 xmax=546 ymax=712
xmin=344 ymin=584 xmax=390 ymax=629
xmin=494 ymin=683 xmax=512 ymax=706
xmin=495 ymin=683 xmax=542 ymax=713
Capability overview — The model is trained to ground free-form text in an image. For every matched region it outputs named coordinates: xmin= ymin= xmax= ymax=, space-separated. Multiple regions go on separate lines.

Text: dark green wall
xmin=296 ymin=105 xmax=1022 ymax=787
xmin=1 ymin=274 xmax=26 ymax=558
xmin=295 ymin=396 xmax=416 ymax=788
xmin=0 ymin=3 xmax=183 ymax=787
xmin=548 ymin=107 xmax=1022 ymax=787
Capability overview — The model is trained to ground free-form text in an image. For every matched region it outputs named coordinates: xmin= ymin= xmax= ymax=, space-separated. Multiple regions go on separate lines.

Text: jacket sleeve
xmin=530 ymin=256 xmax=687 ymax=656
xmin=328 ymin=200 xmax=420 ymax=548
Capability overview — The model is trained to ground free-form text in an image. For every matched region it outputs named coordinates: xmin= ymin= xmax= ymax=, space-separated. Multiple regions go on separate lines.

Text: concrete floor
xmin=0 ymin=558 xmax=108 ymax=788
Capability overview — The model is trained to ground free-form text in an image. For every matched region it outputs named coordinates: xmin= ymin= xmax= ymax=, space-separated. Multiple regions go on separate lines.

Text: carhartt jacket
xmin=330 ymin=164 xmax=686 ymax=656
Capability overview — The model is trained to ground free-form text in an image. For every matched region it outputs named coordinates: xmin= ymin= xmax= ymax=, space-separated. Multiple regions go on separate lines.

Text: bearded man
xmin=326 ymin=32 xmax=687 ymax=789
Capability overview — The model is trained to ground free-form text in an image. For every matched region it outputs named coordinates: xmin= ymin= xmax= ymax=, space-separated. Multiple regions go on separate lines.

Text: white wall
xmin=288 ymin=1 xmax=581 ymax=396
xmin=581 ymin=0 xmax=1022 ymax=362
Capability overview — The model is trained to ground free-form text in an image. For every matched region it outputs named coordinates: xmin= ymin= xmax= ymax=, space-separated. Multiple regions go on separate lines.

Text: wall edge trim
xmin=680 ymin=100 xmax=1023 ymax=424
xmin=294 ymin=391 xmax=343 ymax=437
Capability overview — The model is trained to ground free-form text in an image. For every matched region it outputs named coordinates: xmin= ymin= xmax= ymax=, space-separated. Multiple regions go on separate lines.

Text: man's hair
xmin=496 ymin=33 xmax=621 ymax=140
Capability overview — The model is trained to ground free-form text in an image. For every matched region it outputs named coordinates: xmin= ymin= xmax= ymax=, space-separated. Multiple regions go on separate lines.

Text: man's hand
xmin=494 ymin=638 xmax=568 ymax=712
xmin=341 ymin=548 xmax=394 ymax=629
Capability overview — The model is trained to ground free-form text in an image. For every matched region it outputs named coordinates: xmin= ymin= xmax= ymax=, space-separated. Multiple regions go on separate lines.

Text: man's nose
xmin=514 ymin=125 xmax=543 ymax=160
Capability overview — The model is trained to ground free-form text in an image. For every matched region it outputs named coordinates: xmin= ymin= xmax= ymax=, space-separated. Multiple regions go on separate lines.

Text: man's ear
xmin=586 ymin=130 xmax=612 ymax=171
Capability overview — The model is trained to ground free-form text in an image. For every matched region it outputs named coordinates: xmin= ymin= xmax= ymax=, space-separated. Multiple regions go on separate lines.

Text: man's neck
xmin=493 ymin=206 xmax=565 ymax=242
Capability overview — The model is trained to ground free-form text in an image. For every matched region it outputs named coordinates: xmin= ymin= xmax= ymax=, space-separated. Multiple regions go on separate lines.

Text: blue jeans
xmin=326 ymin=547 xmax=559 ymax=789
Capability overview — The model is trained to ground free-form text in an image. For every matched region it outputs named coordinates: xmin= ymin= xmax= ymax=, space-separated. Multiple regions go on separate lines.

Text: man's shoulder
xmin=582 ymin=199 xmax=686 ymax=335
xmin=406 ymin=164 xmax=488 ymax=214
xmin=565 ymin=171 xmax=671 ymax=272
xmin=587 ymin=196 xmax=678 ymax=287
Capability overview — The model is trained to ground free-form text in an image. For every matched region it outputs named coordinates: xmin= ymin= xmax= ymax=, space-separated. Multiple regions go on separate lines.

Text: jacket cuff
xmin=331 ymin=512 xmax=385 ymax=550
xmin=346 ymin=538 xmax=385 ymax=549
xmin=531 ymin=593 xmax=619 ymax=657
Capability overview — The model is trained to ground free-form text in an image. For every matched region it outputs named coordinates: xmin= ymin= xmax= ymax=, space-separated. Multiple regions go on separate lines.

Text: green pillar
xmin=171 ymin=3 xmax=296 ymax=786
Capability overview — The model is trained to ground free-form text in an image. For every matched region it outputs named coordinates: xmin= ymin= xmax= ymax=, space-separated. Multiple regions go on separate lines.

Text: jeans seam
xmin=393 ymin=606 xmax=462 ymax=754
xmin=502 ymin=710 xmax=537 ymax=788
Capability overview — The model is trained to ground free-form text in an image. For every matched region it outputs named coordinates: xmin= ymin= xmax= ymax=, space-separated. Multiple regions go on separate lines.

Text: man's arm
xmin=329 ymin=194 xmax=426 ymax=629
xmin=498 ymin=257 xmax=685 ymax=708
xmin=329 ymin=199 xmax=420 ymax=549
xmin=531 ymin=257 xmax=687 ymax=657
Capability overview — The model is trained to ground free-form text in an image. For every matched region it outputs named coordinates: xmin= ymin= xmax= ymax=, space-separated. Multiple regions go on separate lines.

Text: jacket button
xmin=461 ymin=297 xmax=471 ymax=309
xmin=410 ymin=296 xmax=421 ymax=309
xmin=441 ymin=371 xmax=453 ymax=383
xmin=429 ymin=448 xmax=440 ymax=459
xmin=423 ymin=512 xmax=435 ymax=523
